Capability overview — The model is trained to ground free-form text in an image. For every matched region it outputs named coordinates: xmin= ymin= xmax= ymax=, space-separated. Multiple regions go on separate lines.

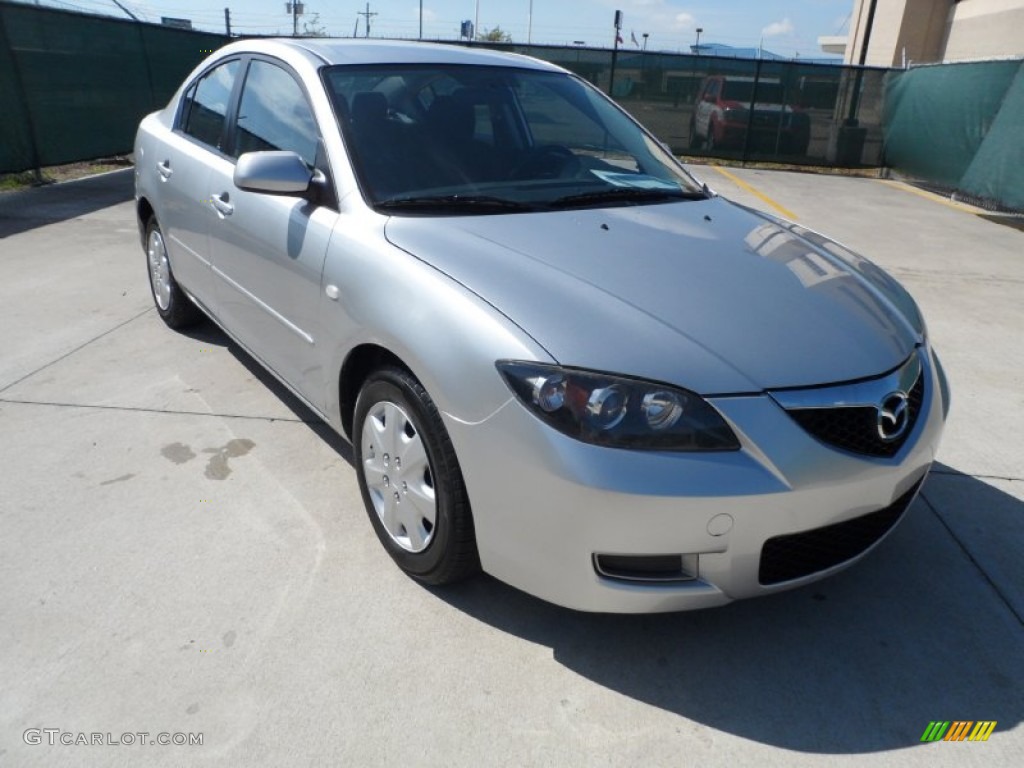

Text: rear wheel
xmin=145 ymin=217 xmax=201 ymax=329
xmin=354 ymin=367 xmax=479 ymax=585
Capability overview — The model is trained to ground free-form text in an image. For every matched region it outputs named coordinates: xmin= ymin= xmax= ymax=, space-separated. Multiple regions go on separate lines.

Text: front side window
xmin=722 ymin=80 xmax=785 ymax=104
xmin=323 ymin=64 xmax=703 ymax=213
xmin=181 ymin=59 xmax=240 ymax=150
xmin=234 ymin=60 xmax=319 ymax=166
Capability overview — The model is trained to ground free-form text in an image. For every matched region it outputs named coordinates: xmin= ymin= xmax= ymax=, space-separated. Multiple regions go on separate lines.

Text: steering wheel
xmin=509 ymin=145 xmax=582 ymax=180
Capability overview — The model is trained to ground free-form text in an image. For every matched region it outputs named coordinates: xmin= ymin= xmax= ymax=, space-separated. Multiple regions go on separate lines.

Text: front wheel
xmin=354 ymin=367 xmax=479 ymax=585
xmin=145 ymin=217 xmax=201 ymax=329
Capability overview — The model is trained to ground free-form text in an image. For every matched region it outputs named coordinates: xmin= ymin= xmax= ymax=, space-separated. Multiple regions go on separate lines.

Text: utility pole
xmin=608 ymin=10 xmax=622 ymax=97
xmin=528 ymin=0 xmax=533 ymax=44
xmin=358 ymin=3 xmax=377 ymax=38
xmin=224 ymin=8 xmax=231 ymax=36
xmin=475 ymin=1 xmax=480 ymax=42
xmin=286 ymin=2 xmax=301 ymax=36
xmin=419 ymin=1 xmax=423 ymax=39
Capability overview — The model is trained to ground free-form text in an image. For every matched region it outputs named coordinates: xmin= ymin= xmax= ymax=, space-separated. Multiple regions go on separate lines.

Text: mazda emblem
xmin=877 ymin=391 xmax=910 ymax=442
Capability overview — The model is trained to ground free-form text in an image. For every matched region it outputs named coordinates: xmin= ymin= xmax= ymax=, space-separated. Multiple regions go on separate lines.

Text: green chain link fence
xmin=8 ymin=0 xmax=1020 ymax=212
xmin=884 ymin=59 xmax=1024 ymax=211
xmin=0 ymin=1 xmax=227 ymax=173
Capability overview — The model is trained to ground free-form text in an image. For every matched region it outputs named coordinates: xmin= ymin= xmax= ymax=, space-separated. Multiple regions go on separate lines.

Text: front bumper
xmin=443 ymin=346 xmax=946 ymax=613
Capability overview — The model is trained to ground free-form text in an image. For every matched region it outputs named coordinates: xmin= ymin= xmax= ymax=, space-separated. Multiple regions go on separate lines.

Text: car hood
xmin=384 ymin=196 xmax=920 ymax=394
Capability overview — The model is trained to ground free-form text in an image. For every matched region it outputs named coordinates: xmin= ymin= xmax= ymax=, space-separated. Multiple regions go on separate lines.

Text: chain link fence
xmin=2 ymin=2 xmax=894 ymax=176
xmin=474 ymin=42 xmax=891 ymax=169
xmin=884 ymin=58 xmax=1024 ymax=211
xmin=0 ymin=1 xmax=227 ymax=173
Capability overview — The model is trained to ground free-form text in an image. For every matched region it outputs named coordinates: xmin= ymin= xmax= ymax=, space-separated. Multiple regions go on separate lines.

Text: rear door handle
xmin=157 ymin=160 xmax=172 ymax=179
xmin=211 ymin=193 xmax=234 ymax=216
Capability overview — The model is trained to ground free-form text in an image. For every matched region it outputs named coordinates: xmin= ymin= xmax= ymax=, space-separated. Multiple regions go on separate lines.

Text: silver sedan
xmin=134 ymin=38 xmax=948 ymax=612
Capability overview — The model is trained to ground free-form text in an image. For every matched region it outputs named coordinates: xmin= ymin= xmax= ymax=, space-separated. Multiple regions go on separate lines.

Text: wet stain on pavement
xmin=186 ymin=703 xmax=200 ymax=715
xmin=222 ymin=630 xmax=237 ymax=648
xmin=161 ymin=442 xmax=196 ymax=464
xmin=203 ymin=439 xmax=255 ymax=480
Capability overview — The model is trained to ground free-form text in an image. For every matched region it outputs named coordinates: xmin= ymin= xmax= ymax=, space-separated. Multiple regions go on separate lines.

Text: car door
xmin=156 ymin=58 xmax=242 ymax=309
xmin=206 ymin=57 xmax=338 ymax=408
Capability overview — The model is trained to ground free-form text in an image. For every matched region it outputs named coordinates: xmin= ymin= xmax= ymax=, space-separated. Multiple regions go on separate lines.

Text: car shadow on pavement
xmin=0 ymin=169 xmax=135 ymax=238
xmin=433 ymin=465 xmax=1023 ymax=754
xmin=179 ymin=319 xmax=355 ymax=467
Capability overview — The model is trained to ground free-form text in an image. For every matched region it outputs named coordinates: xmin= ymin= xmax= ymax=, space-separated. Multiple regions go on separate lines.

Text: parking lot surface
xmin=1 ymin=167 xmax=1021 ymax=767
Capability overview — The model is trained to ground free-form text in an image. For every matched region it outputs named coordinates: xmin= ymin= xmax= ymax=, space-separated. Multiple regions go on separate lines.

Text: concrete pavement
xmin=0 ymin=167 xmax=1021 ymax=767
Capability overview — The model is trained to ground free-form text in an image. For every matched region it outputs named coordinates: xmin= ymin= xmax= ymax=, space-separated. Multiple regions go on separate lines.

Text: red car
xmin=690 ymin=75 xmax=810 ymax=155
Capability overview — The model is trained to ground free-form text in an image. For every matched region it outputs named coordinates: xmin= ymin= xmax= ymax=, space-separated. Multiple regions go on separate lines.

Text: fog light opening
xmin=594 ymin=553 xmax=699 ymax=583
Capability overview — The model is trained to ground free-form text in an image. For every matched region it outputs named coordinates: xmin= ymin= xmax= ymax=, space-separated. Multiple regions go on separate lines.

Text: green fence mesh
xmin=1 ymin=2 xmax=895 ymax=175
xmin=0 ymin=1 xmax=226 ymax=173
xmin=884 ymin=59 xmax=1024 ymax=211
xmin=474 ymin=41 xmax=891 ymax=168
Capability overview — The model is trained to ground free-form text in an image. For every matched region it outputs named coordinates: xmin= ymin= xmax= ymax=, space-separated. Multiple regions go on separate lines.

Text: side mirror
xmin=234 ymin=151 xmax=313 ymax=195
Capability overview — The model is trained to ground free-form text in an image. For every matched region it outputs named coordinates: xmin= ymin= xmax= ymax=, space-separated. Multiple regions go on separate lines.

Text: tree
xmin=302 ymin=13 xmax=328 ymax=37
xmin=478 ymin=26 xmax=511 ymax=43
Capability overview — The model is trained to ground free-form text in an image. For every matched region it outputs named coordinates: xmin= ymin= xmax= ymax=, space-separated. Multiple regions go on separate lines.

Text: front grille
xmin=758 ymin=480 xmax=922 ymax=585
xmin=787 ymin=372 xmax=924 ymax=457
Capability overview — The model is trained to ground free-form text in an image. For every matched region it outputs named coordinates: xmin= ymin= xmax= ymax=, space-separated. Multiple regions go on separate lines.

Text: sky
xmin=25 ymin=0 xmax=854 ymax=58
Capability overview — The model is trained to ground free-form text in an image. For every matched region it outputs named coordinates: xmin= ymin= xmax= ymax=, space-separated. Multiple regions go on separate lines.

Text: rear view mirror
xmin=234 ymin=151 xmax=312 ymax=195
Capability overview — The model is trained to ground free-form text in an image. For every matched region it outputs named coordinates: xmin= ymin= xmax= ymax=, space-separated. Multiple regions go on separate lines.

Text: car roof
xmin=218 ymin=37 xmax=564 ymax=72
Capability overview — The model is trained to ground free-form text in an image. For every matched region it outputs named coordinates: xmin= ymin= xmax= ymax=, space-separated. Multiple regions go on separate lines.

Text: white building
xmin=821 ymin=0 xmax=1024 ymax=66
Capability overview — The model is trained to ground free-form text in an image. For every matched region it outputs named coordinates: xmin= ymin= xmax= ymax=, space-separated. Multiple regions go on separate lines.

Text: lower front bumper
xmin=443 ymin=348 xmax=946 ymax=613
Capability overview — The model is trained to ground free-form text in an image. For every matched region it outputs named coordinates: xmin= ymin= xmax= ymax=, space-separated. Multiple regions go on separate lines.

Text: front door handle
xmin=156 ymin=160 xmax=172 ymax=179
xmin=211 ymin=193 xmax=234 ymax=216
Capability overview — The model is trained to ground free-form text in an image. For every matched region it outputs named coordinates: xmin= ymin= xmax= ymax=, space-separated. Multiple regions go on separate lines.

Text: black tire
xmin=144 ymin=217 xmax=202 ymax=329
xmin=353 ymin=367 xmax=479 ymax=585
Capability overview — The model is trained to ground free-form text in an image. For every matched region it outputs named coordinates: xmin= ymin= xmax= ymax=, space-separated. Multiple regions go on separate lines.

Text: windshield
xmin=721 ymin=81 xmax=785 ymax=104
xmin=322 ymin=64 xmax=704 ymax=213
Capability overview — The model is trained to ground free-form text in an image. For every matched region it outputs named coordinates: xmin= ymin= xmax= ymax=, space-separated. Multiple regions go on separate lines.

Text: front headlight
xmin=497 ymin=362 xmax=740 ymax=451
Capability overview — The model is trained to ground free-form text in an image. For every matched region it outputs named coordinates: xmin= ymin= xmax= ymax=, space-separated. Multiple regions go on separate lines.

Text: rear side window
xmin=181 ymin=60 xmax=240 ymax=150
xmin=234 ymin=60 xmax=319 ymax=166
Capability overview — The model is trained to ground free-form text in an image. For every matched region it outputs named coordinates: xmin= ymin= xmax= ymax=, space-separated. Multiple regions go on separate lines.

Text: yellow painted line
xmin=878 ymin=179 xmax=986 ymax=214
xmin=708 ymin=165 xmax=798 ymax=221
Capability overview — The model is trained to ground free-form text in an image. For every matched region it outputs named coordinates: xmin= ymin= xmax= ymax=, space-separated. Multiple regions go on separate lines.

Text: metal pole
xmin=292 ymin=2 xmax=297 ymax=36
xmin=419 ymin=0 xmax=422 ymax=39
xmin=475 ymin=1 xmax=480 ymax=41
xmin=608 ymin=34 xmax=620 ymax=97
xmin=224 ymin=8 xmax=231 ymax=36
xmin=847 ymin=0 xmax=878 ymax=123
xmin=695 ymin=27 xmax=702 ymax=54
xmin=741 ymin=57 xmax=762 ymax=164
xmin=528 ymin=0 xmax=533 ymax=44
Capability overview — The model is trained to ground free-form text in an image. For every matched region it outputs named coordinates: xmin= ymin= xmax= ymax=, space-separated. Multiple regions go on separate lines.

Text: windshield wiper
xmin=376 ymin=194 xmax=538 ymax=213
xmin=548 ymin=187 xmax=706 ymax=209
